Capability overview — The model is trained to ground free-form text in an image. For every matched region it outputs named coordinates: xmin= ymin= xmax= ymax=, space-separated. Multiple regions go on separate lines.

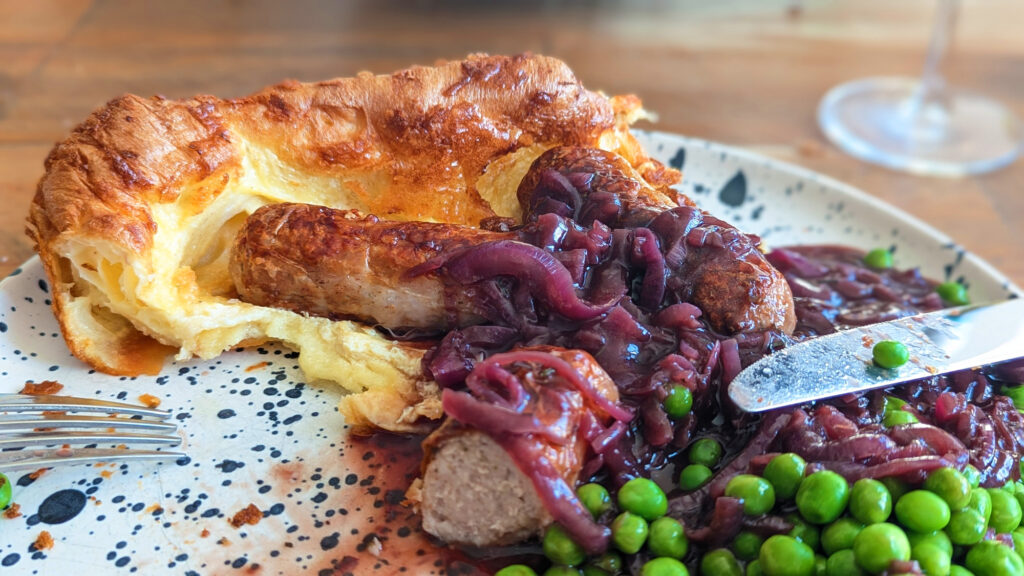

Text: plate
xmin=0 ymin=131 xmax=1019 ymax=575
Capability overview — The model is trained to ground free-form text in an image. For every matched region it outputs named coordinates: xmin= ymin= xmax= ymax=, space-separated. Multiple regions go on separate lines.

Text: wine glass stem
xmin=901 ymin=0 xmax=960 ymax=142
xmin=919 ymin=0 xmax=960 ymax=96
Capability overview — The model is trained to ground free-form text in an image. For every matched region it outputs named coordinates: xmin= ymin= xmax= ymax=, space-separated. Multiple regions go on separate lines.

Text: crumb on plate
xmin=229 ymin=503 xmax=262 ymax=528
xmin=32 ymin=530 xmax=54 ymax=551
xmin=3 ymin=503 xmax=21 ymax=519
xmin=137 ymin=393 xmax=161 ymax=408
xmin=20 ymin=380 xmax=63 ymax=395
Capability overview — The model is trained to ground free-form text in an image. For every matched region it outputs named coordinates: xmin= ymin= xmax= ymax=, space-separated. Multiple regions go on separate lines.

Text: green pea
xmin=987 ymin=487 xmax=1023 ymax=533
xmin=544 ymin=524 xmax=586 ymax=567
xmin=924 ymin=468 xmax=972 ymax=511
xmin=726 ymin=475 xmax=776 ymax=516
xmin=965 ymin=488 xmax=993 ymax=521
xmin=948 ymin=567 xmax=975 ymax=576
xmin=873 ymin=340 xmax=909 ymax=369
xmin=936 ymin=282 xmax=969 ymax=306
xmin=663 ymin=386 xmax=694 ymax=419
xmin=618 ymin=478 xmax=668 ymax=521
xmin=690 ymin=438 xmax=724 ymax=468
xmin=747 ymin=560 xmax=764 ymax=576
xmin=496 ymin=566 xmax=539 ymax=576
xmin=642 ymin=557 xmax=690 ymax=576
xmin=863 ymin=248 xmax=893 ymax=269
xmin=826 ymin=549 xmax=866 ymax=576
xmin=852 ymin=523 xmax=910 ymax=574
xmin=759 ymin=535 xmax=815 ymax=576
xmin=649 ymin=517 xmax=688 ymax=559
xmin=907 ymin=530 xmax=953 ymax=557
xmin=822 ymin=518 xmax=864 ymax=555
xmin=895 ymin=490 xmax=951 ymax=532
xmin=764 ymin=454 xmax=807 ymax=501
xmin=611 ymin=511 xmax=649 ymax=554
xmin=880 ymin=477 xmax=910 ymax=501
xmin=1014 ymin=528 xmax=1024 ymax=558
xmin=883 ymin=409 xmax=919 ymax=427
xmin=883 ymin=396 xmax=908 ymax=412
xmin=587 ymin=553 xmax=623 ymax=575
xmin=912 ymin=543 xmax=952 ymax=576
xmin=797 ymin=471 xmax=850 ymax=525
xmin=962 ymin=466 xmax=982 ymax=489
xmin=578 ymin=483 xmax=612 ymax=518
xmin=945 ymin=509 xmax=986 ymax=546
xmin=849 ymin=479 xmax=892 ymax=525
xmin=965 ymin=540 xmax=1024 ymax=576
xmin=734 ymin=530 xmax=765 ymax=561
xmin=680 ymin=465 xmax=714 ymax=491
xmin=787 ymin=514 xmax=821 ymax=552
xmin=582 ymin=567 xmax=611 ymax=576
xmin=544 ymin=567 xmax=583 ymax=576
xmin=883 ymin=401 xmax=920 ymax=426
xmin=1002 ymin=385 xmax=1024 ymax=410
xmin=700 ymin=548 xmax=742 ymax=576
xmin=0 ymin=473 xmax=11 ymax=510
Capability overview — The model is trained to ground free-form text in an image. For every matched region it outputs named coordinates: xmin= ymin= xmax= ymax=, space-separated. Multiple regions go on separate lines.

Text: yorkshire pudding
xmin=26 ymin=54 xmax=678 ymax=432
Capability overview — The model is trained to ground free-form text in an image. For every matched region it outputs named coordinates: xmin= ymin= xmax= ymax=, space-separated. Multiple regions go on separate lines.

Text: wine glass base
xmin=818 ymin=77 xmax=1023 ymax=177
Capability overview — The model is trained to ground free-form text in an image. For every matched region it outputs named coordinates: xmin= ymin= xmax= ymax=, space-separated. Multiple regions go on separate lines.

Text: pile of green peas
xmin=498 ymin=477 xmax=689 ymax=576
xmin=498 ymin=455 xmax=1024 ymax=576
xmin=714 ymin=457 xmax=1024 ymax=576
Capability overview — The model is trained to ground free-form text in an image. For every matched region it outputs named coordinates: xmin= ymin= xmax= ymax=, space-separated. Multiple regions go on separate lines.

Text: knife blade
xmin=728 ymin=298 xmax=1024 ymax=413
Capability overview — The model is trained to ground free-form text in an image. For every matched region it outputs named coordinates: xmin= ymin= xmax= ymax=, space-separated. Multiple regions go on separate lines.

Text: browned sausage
xmin=517 ymin=146 xmax=796 ymax=334
xmin=414 ymin=346 xmax=624 ymax=550
xmin=229 ymin=203 xmax=511 ymax=330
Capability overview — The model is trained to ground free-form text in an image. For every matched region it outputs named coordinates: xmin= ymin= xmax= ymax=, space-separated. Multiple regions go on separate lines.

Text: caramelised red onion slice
xmin=408 ymin=240 xmax=623 ymax=321
xmin=632 ymin=228 xmax=666 ymax=309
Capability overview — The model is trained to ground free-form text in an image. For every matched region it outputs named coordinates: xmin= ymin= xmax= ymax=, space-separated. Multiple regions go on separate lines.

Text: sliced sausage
xmin=416 ymin=347 xmax=624 ymax=550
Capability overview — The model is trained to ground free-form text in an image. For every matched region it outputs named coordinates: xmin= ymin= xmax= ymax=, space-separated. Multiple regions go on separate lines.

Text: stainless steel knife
xmin=728 ymin=298 xmax=1024 ymax=412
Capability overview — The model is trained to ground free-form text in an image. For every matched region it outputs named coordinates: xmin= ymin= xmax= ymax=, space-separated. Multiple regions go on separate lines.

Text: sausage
xmin=517 ymin=146 xmax=796 ymax=334
xmin=414 ymin=346 xmax=623 ymax=550
xmin=229 ymin=203 xmax=511 ymax=330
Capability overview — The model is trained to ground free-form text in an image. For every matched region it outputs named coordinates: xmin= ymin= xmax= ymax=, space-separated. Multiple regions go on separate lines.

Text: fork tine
xmin=0 ymin=394 xmax=170 ymax=419
xmin=0 ymin=448 xmax=186 ymax=473
xmin=0 ymin=431 xmax=182 ymax=450
xmin=0 ymin=416 xmax=177 ymax=433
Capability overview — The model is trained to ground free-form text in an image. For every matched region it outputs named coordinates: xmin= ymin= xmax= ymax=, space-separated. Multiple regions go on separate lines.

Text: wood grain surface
xmin=2 ymin=0 xmax=1022 ymax=285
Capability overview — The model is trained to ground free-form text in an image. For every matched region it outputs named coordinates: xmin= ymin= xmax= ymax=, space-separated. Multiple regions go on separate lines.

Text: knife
xmin=728 ymin=298 xmax=1024 ymax=412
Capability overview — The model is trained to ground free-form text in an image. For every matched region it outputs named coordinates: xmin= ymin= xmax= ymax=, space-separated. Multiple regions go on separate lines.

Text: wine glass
xmin=817 ymin=0 xmax=1023 ymax=177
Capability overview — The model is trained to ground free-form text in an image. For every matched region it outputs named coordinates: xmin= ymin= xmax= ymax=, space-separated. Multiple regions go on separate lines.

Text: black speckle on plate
xmin=37 ymin=489 xmax=87 ymax=525
xmin=718 ymin=171 xmax=747 ymax=207
xmin=668 ymin=147 xmax=685 ymax=171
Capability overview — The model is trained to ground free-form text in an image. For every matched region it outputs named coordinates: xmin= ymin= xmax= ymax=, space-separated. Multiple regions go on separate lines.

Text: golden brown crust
xmin=29 ymin=53 xmax=635 ymax=257
xmin=25 ymin=54 xmax=672 ymax=432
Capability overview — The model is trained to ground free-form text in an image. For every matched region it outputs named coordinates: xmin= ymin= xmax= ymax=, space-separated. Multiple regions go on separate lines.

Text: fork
xmin=0 ymin=394 xmax=185 ymax=473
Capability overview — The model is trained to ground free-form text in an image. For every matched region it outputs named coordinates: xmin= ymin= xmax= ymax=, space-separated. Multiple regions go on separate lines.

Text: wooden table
xmin=2 ymin=0 xmax=1022 ymax=285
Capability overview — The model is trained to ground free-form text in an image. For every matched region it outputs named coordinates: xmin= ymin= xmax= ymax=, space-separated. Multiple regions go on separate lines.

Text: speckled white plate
xmin=0 ymin=131 xmax=1019 ymax=575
